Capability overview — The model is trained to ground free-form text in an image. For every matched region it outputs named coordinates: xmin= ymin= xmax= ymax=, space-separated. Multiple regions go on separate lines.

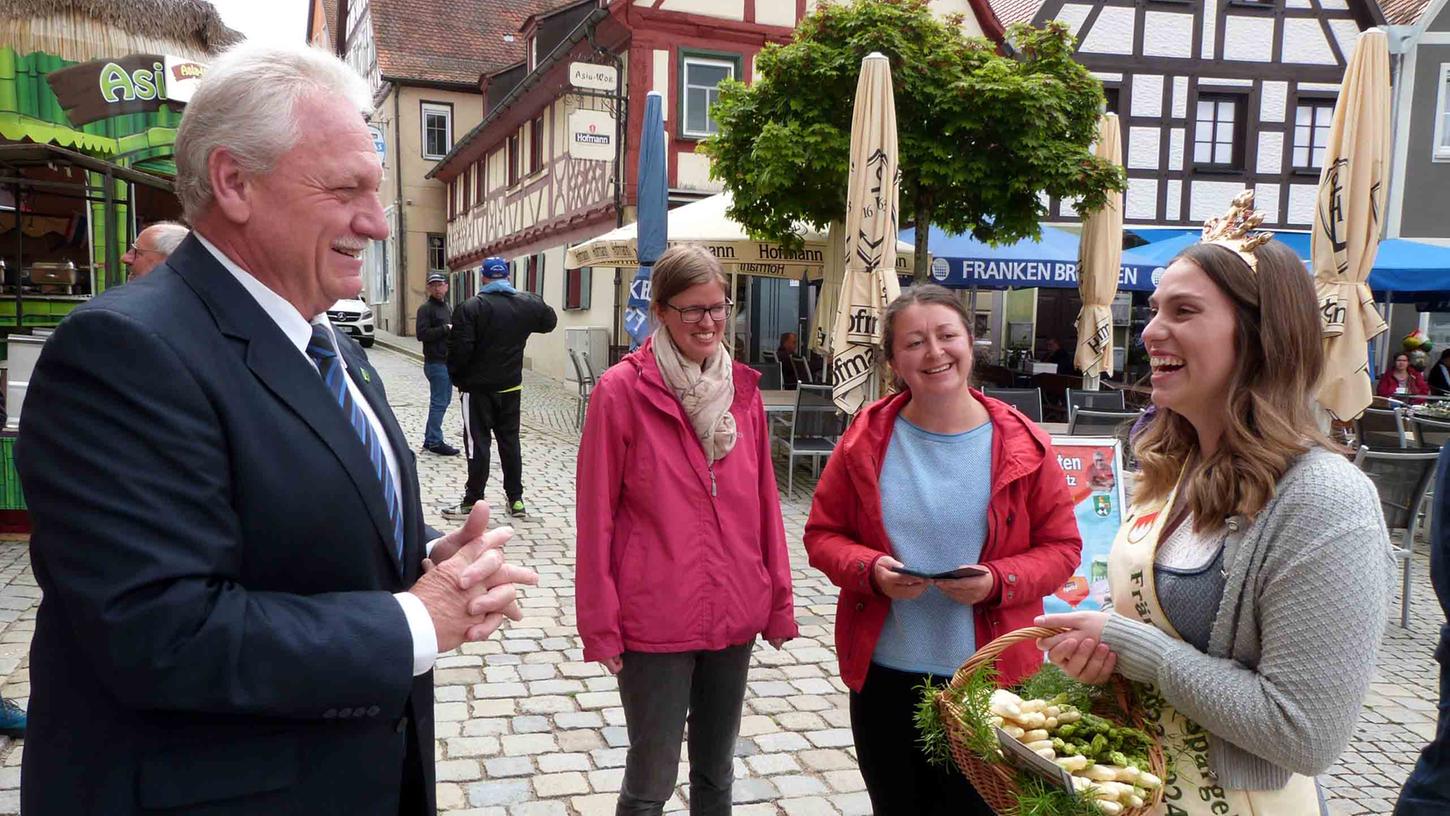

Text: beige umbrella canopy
xmin=809 ymin=219 xmax=846 ymax=357
xmin=1075 ymin=113 xmax=1122 ymax=383
xmin=831 ymin=52 xmax=901 ymax=415
xmin=0 ymin=0 xmax=243 ymax=62
xmin=1312 ymin=29 xmax=1391 ymax=422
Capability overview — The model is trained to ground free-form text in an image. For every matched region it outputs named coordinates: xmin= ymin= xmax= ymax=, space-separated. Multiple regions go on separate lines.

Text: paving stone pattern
xmin=0 ymin=344 xmax=1437 ymax=815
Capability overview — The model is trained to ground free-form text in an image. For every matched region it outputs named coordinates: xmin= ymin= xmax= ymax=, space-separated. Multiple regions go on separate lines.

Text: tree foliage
xmin=700 ymin=0 xmax=1126 ymax=279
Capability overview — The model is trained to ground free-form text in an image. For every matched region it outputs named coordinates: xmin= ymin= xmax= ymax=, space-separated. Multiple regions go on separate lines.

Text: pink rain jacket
xmin=575 ymin=338 xmax=798 ymax=661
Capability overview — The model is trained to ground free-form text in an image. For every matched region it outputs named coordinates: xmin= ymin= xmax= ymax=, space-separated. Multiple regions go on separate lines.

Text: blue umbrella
xmin=624 ymin=92 xmax=668 ymax=346
xmin=905 ymin=224 xmax=1165 ymax=292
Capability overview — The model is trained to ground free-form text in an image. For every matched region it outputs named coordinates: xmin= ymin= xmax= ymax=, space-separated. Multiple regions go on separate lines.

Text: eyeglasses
xmin=663 ymin=299 xmax=733 ymax=324
xmin=126 ymin=243 xmax=164 ymax=256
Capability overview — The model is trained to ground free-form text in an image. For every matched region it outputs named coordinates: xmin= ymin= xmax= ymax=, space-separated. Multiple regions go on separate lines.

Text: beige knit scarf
xmin=651 ymin=327 xmax=738 ymax=462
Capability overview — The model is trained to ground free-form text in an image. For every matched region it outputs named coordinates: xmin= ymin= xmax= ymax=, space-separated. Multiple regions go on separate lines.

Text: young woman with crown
xmin=1036 ymin=191 xmax=1394 ymax=814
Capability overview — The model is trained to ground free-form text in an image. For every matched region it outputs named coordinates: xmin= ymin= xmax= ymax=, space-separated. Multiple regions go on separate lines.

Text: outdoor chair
xmin=789 ymin=355 xmax=814 ymax=386
xmin=750 ymin=362 xmax=782 ymax=391
xmin=1031 ymin=372 xmax=1083 ymax=422
xmin=568 ymin=349 xmax=595 ymax=431
xmin=785 ymin=384 xmax=846 ymax=497
xmin=1066 ymin=388 xmax=1126 ymax=423
xmin=1354 ymin=446 xmax=1437 ymax=628
xmin=982 ymin=387 xmax=1043 ymax=423
xmin=1408 ymin=415 xmax=1450 ymax=450
xmin=1356 ymin=406 xmax=1408 ymax=450
xmin=1067 ymin=408 xmax=1141 ymax=436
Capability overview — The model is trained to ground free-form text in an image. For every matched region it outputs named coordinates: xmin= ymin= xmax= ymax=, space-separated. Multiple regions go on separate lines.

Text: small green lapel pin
xmin=361 ymin=368 xmax=372 ymax=383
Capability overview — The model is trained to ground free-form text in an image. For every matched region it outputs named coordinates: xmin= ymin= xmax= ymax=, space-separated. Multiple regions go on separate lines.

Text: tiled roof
xmin=1379 ymin=0 xmax=1434 ymax=25
xmin=988 ymin=0 xmax=1046 ymax=26
xmin=370 ymin=0 xmax=555 ymax=87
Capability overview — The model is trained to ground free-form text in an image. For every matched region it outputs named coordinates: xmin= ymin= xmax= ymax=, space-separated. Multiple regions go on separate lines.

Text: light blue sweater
xmin=872 ymin=416 xmax=992 ymax=677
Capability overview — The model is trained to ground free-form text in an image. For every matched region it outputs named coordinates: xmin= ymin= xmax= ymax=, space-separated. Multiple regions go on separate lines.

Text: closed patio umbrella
xmin=830 ymin=52 xmax=901 ymax=415
xmin=1075 ymin=113 xmax=1122 ymax=384
xmin=1313 ymin=29 xmax=1391 ymax=422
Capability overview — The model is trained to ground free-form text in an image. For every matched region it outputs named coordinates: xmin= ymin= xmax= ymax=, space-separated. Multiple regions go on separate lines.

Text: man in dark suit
xmin=14 ymin=44 xmax=536 ymax=816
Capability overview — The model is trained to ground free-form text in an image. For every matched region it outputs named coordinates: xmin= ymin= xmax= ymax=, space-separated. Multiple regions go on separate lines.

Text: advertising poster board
xmin=1043 ymin=436 xmax=1126 ymax=615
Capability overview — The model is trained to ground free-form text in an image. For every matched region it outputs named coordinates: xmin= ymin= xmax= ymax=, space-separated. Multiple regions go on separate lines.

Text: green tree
xmin=700 ymin=0 xmax=1126 ymax=280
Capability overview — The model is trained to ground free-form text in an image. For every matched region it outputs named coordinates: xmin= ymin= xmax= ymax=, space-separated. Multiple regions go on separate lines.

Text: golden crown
xmin=1201 ymin=190 xmax=1274 ymax=271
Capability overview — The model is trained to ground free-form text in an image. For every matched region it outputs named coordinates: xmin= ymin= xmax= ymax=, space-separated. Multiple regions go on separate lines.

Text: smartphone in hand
xmin=889 ymin=565 xmax=989 ymax=580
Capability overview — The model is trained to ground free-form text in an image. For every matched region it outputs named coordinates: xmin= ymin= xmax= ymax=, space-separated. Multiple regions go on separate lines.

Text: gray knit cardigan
xmin=1101 ymin=447 xmax=1394 ymax=790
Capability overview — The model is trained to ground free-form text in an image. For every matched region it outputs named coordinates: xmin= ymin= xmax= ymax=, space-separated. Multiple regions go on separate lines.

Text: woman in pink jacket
xmin=575 ymin=244 xmax=798 ymax=816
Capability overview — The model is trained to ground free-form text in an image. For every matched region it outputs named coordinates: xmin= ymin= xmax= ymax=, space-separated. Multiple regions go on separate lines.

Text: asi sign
xmin=568 ymin=109 xmax=615 ymax=162
xmin=569 ymin=62 xmax=617 ymax=91
xmin=47 ymin=53 xmax=206 ymax=126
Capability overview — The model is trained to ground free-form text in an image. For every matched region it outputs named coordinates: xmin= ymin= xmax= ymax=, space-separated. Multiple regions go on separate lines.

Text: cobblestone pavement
xmin=0 ymin=344 xmax=1438 ymax=815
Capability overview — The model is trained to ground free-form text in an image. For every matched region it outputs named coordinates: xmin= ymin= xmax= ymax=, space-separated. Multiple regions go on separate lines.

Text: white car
xmin=327 ymin=297 xmax=375 ymax=347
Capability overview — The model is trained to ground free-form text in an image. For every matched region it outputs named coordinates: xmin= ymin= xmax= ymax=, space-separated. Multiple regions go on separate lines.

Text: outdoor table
xmin=762 ymin=389 xmax=796 ymax=417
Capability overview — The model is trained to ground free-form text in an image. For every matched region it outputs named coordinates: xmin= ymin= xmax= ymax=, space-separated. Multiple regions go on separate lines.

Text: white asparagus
xmin=1055 ymin=755 xmax=1091 ymax=772
xmin=1022 ymin=729 xmax=1049 ymax=743
xmin=1137 ymin=771 xmax=1163 ymax=790
xmin=1084 ymin=764 xmax=1121 ymax=782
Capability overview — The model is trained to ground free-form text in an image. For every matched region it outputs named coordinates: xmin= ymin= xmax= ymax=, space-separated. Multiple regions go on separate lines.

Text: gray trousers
xmin=615 ymin=643 xmax=753 ymax=816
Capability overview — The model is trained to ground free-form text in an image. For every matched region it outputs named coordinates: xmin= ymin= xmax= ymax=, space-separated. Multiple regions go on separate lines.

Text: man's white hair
xmin=174 ymin=43 xmax=373 ymax=222
xmin=142 ymin=221 xmax=190 ymax=255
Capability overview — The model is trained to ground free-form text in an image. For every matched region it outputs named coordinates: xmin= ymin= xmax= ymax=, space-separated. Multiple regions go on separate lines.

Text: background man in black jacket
xmin=417 ymin=272 xmax=458 ymax=455
xmin=446 ymin=257 xmax=558 ymax=518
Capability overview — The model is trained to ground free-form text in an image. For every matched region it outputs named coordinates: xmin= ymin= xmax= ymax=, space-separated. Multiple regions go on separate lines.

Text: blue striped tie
xmin=306 ymin=324 xmax=405 ymax=564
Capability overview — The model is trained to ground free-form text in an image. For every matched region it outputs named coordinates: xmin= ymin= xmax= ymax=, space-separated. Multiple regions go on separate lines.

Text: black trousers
xmin=460 ymin=389 xmax=523 ymax=504
xmin=615 ymin=644 xmax=753 ymax=816
xmin=1396 ymin=634 xmax=1450 ymax=815
xmin=850 ymin=662 xmax=992 ymax=816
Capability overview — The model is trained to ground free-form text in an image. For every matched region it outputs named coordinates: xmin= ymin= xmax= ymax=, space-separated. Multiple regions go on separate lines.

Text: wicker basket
xmin=935 ymin=626 xmax=1166 ymax=816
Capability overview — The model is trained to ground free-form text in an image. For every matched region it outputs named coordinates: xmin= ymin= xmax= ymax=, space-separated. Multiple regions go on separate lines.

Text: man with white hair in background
xmin=15 ymin=43 xmax=537 ymax=816
xmin=122 ymin=220 xmax=190 ymax=280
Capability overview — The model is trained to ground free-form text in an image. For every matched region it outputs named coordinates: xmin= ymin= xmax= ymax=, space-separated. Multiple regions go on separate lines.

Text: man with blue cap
xmin=446 ymin=257 xmax=557 ymax=518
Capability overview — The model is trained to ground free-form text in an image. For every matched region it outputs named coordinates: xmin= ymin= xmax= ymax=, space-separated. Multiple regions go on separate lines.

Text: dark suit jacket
xmin=15 ymin=236 xmax=437 ymax=815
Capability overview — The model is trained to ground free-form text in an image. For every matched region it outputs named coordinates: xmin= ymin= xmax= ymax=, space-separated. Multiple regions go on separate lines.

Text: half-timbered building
xmin=989 ymin=0 xmax=1383 ymax=231
xmin=431 ymin=0 xmax=996 ymax=381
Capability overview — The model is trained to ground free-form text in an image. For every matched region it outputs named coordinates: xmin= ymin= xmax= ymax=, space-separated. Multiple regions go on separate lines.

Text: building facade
xmin=310 ymin=0 xmax=548 ymax=336
xmin=432 ymin=0 xmax=994 ymax=382
xmin=990 ymin=0 xmax=1384 ymax=230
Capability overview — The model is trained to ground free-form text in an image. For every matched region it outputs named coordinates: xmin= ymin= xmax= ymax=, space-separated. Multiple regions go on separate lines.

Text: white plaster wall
xmin=1297 ymin=82 xmax=1341 ymax=93
xmin=1321 ymin=0 xmax=1349 ymax=9
xmin=1172 ymin=76 xmax=1188 ymax=118
xmin=1127 ymin=178 xmax=1159 ymax=220
xmin=1190 ymin=181 xmax=1248 ymax=222
xmin=1201 ymin=0 xmax=1219 ymax=60
xmin=1329 ymin=19 xmax=1361 ymax=61
xmin=1094 ymin=72 xmax=1124 ymax=83
xmin=1080 ymin=6 xmax=1135 ymax=56
xmin=1165 ymin=180 xmax=1182 ymax=221
xmin=1168 ymin=127 xmax=1185 ymax=171
xmin=927 ymin=0 xmax=986 ymax=34
xmin=1253 ymin=183 xmax=1281 ymax=224
xmin=1287 ymin=184 xmax=1317 ymax=225
xmin=757 ymin=0 xmax=797 ymax=28
xmin=1261 ymin=81 xmax=1288 ymax=122
xmin=1143 ymin=11 xmax=1194 ymax=59
xmin=1224 ymin=16 xmax=1274 ymax=62
xmin=1200 ymin=77 xmax=1252 ymax=87
xmin=652 ymin=49 xmax=669 ymax=124
xmin=1257 ymin=131 xmax=1284 ymax=174
xmin=675 ymin=151 xmax=721 ymax=192
xmin=1283 ymin=18 xmax=1337 ymax=65
xmin=1286 ymin=0 xmax=1311 ymax=7
xmin=657 ymin=0 xmax=744 ymax=20
xmin=1132 ymin=75 xmax=1164 ymax=118
xmin=1128 ymin=127 xmax=1161 ymax=169
xmin=1055 ymin=4 xmax=1094 ymax=38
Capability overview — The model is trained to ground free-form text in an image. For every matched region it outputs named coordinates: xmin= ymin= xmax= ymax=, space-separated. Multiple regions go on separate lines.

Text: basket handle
xmin=949 ymin=626 xmax=1068 ymax=690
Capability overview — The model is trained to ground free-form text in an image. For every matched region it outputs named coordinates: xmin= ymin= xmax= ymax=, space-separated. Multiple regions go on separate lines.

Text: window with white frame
xmin=680 ymin=53 xmax=737 ymax=138
xmin=1193 ymin=93 xmax=1245 ymax=169
xmin=1292 ymin=99 xmax=1334 ymax=171
xmin=427 ymin=234 xmax=446 ymax=274
xmin=421 ymin=102 xmax=452 ymax=160
xmin=1436 ymin=64 xmax=1450 ymax=161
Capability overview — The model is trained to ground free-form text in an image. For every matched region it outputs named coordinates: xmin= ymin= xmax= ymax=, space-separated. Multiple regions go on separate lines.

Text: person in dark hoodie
xmin=416 ymin=272 xmax=458 ymax=455
xmin=1396 ymin=444 xmax=1450 ymax=815
xmin=445 ymin=257 xmax=557 ymax=519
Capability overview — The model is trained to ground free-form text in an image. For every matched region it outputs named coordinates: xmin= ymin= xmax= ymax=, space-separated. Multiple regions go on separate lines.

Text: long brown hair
xmin=1134 ymin=240 xmax=1332 ymax=529
xmin=879 ymin=284 xmax=973 ymax=390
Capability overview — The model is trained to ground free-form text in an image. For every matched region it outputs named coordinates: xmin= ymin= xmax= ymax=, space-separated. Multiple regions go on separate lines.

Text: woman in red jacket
xmin=1377 ymin=352 xmax=1430 ymax=401
xmin=804 ymin=284 xmax=1081 ymax=815
xmin=575 ymin=245 xmax=798 ymax=816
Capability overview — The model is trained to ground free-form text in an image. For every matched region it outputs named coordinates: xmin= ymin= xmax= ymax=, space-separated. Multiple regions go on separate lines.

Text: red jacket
xmin=804 ymin=390 xmax=1082 ymax=691
xmin=1376 ymin=368 xmax=1429 ymax=399
xmin=574 ymin=339 xmax=798 ymax=662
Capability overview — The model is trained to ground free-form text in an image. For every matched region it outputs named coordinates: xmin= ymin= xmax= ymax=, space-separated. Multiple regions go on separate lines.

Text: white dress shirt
xmin=195 ymin=234 xmax=438 ymax=676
